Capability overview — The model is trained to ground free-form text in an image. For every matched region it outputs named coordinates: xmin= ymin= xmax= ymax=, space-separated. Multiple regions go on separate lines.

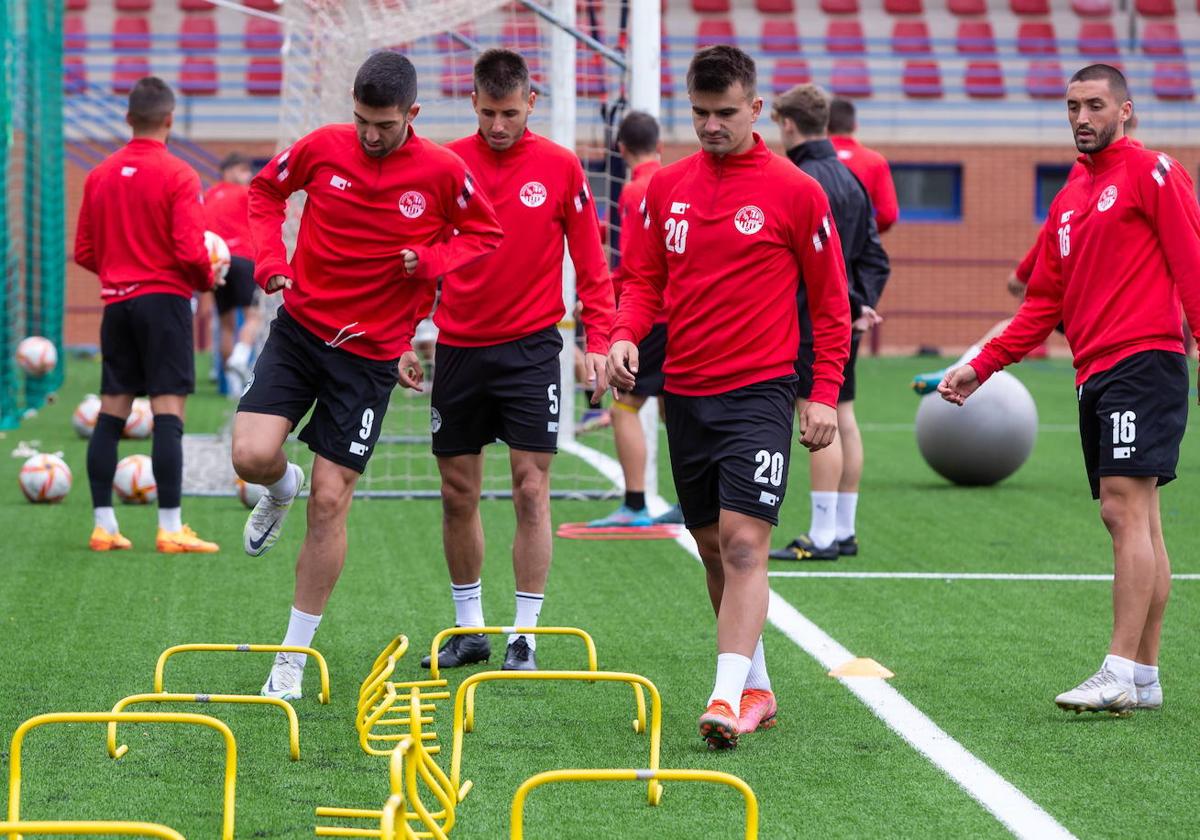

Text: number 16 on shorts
xmin=754 ymin=449 xmax=785 ymax=506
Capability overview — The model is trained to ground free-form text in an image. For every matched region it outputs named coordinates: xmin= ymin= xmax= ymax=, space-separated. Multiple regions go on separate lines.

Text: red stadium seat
xmin=179 ymin=0 xmax=215 ymax=10
xmin=965 ymin=61 xmax=1004 ymax=97
xmin=770 ymin=59 xmax=812 ymax=92
xmin=697 ymin=19 xmax=735 ymax=48
xmin=113 ymin=56 xmax=150 ymax=94
xmin=902 ymin=60 xmax=943 ymax=97
xmin=113 ymin=16 xmax=150 ymax=51
xmin=947 ymin=0 xmax=987 ymax=14
xmin=247 ymin=57 xmax=282 ymax=95
xmin=577 ymin=51 xmax=606 ymax=98
xmin=892 ymin=20 xmax=931 ymax=53
xmin=241 ymin=0 xmax=279 ymax=8
xmin=885 ymin=0 xmax=923 ymax=13
xmin=1009 ymin=0 xmax=1048 ymax=14
xmin=244 ymin=17 xmax=283 ymax=52
xmin=1017 ymin=22 xmax=1057 ymax=55
xmin=1152 ymin=62 xmax=1193 ymax=99
xmin=755 ymin=0 xmax=794 ymax=11
xmin=64 ymin=15 xmax=87 ymax=53
xmin=180 ymin=55 xmax=218 ymax=95
xmin=691 ymin=0 xmax=730 ymax=12
xmin=180 ymin=15 xmax=217 ymax=52
xmin=1078 ymin=22 xmax=1118 ymax=56
xmin=956 ymin=21 xmax=996 ymax=53
xmin=820 ymin=0 xmax=859 ymax=12
xmin=1026 ymin=60 xmax=1063 ymax=97
xmin=64 ymin=56 xmax=87 ymax=93
xmin=66 ymin=0 xmax=88 ymax=9
xmin=830 ymin=59 xmax=871 ymax=97
xmin=1070 ymin=0 xmax=1112 ymax=14
xmin=1141 ymin=22 xmax=1182 ymax=56
xmin=1135 ymin=0 xmax=1175 ymax=15
xmin=761 ymin=20 xmax=800 ymax=53
xmin=826 ymin=20 xmax=865 ymax=53
xmin=116 ymin=0 xmax=152 ymax=10
xmin=438 ymin=29 xmax=475 ymax=97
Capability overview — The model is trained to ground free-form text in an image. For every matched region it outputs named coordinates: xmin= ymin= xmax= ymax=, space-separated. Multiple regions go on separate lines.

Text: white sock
xmin=835 ymin=492 xmax=858 ymax=542
xmin=451 ymin=580 xmax=485 ymax=628
xmin=94 ymin=506 xmax=118 ymax=533
xmin=281 ymin=606 xmax=322 ymax=667
xmin=266 ymin=463 xmax=298 ymax=500
xmin=744 ymin=637 xmax=771 ymax=691
xmin=229 ymin=341 xmax=252 ymax=368
xmin=1135 ymin=662 xmax=1159 ymax=686
xmin=510 ymin=591 xmax=544 ymax=648
xmin=953 ymin=344 xmax=983 ymax=369
xmin=158 ymin=507 xmax=182 ymax=533
xmin=809 ymin=491 xmax=838 ymax=549
xmin=1103 ymin=653 xmax=1136 ymax=685
xmin=708 ymin=653 xmax=753 ymax=717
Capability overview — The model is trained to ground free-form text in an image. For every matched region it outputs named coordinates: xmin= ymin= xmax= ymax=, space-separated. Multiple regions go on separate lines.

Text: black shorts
xmin=1078 ymin=350 xmax=1189 ymax=500
xmin=796 ymin=334 xmax=860 ymax=404
xmin=100 ymin=293 xmax=195 ymax=397
xmin=631 ymin=322 xmax=668 ymax=398
xmin=237 ymin=307 xmax=399 ymax=473
xmin=214 ymin=256 xmax=258 ymax=315
xmin=431 ymin=326 xmax=563 ymax=456
xmin=663 ymin=375 xmax=798 ymax=529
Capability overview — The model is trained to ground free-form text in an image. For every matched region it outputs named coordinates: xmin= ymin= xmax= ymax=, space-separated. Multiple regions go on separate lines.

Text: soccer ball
xmin=236 ymin=477 xmax=266 ymax=509
xmin=18 ymin=453 xmax=72 ymax=503
xmin=124 ymin=398 xmax=153 ymax=439
xmin=113 ymin=453 xmax=157 ymax=504
xmin=73 ymin=394 xmax=101 ymax=438
xmin=16 ymin=336 xmax=57 ymax=377
xmin=205 ymin=230 xmax=231 ymax=285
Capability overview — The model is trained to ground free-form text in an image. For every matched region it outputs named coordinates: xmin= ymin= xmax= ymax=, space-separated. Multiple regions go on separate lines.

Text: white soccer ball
xmin=16 ymin=336 xmax=57 ymax=377
xmin=114 ymin=453 xmax=157 ymax=504
xmin=19 ymin=453 xmax=72 ymax=503
xmin=205 ymin=230 xmax=232 ymax=285
xmin=124 ymin=398 xmax=153 ymax=439
xmin=73 ymin=393 xmax=101 ymax=438
xmin=236 ymin=477 xmax=266 ymax=509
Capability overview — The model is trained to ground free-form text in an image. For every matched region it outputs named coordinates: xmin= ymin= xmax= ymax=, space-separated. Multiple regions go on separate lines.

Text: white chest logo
xmin=398 ymin=191 xmax=426 ymax=219
xmin=1097 ymin=185 xmax=1118 ymax=213
xmin=734 ymin=205 xmax=765 ymax=235
xmin=520 ymin=181 xmax=548 ymax=208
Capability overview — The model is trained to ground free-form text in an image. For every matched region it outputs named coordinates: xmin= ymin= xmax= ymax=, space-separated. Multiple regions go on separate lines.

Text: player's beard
xmin=1074 ymin=121 xmax=1116 ymax=154
xmin=360 ymin=123 xmax=407 ymax=158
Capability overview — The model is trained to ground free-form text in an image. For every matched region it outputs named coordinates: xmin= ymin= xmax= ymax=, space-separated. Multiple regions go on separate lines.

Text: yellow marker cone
xmin=828 ymin=658 xmax=895 ymax=679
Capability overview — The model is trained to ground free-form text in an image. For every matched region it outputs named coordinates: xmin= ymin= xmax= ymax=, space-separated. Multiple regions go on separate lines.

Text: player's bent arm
xmin=795 ymin=188 xmax=852 ymax=408
xmin=248 ymin=136 xmax=315 ymax=290
xmin=563 ymin=163 xmax=615 ymax=354
xmin=1137 ymin=154 xmax=1200 ymax=348
xmin=74 ymin=179 xmax=98 ymax=274
xmin=405 ymin=168 xmax=502 ymax=279
xmin=171 ymin=169 xmax=214 ymax=291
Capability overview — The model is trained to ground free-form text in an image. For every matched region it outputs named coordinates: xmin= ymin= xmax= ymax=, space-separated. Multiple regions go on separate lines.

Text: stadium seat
xmin=1026 ymin=60 xmax=1063 ymax=97
xmin=244 ymin=17 xmax=283 ymax=53
xmin=947 ymin=0 xmax=987 ymax=14
xmin=691 ymin=0 xmax=730 ymax=12
xmin=66 ymin=0 xmax=88 ymax=9
xmin=240 ymin=0 xmax=280 ymax=8
xmin=179 ymin=0 xmax=215 ymax=9
xmin=1135 ymin=0 xmax=1175 ymax=15
xmin=116 ymin=0 xmax=152 ymax=10
xmin=64 ymin=15 xmax=87 ymax=53
xmin=1078 ymin=21 xmax=1118 ymax=56
xmin=761 ymin=20 xmax=800 ymax=53
xmin=1152 ymin=62 xmax=1193 ymax=99
xmin=902 ymin=60 xmax=943 ymax=96
xmin=180 ymin=55 xmax=218 ymax=96
xmin=1071 ymin=0 xmax=1112 ymax=14
xmin=247 ymin=58 xmax=282 ymax=96
xmin=892 ymin=20 xmax=931 ymax=53
xmin=821 ymin=0 xmax=859 ymax=12
xmin=1009 ymin=0 xmax=1048 ymax=14
xmin=830 ymin=58 xmax=871 ymax=96
xmin=1017 ymin=22 xmax=1057 ymax=54
xmin=437 ymin=30 xmax=475 ymax=97
xmin=697 ymin=19 xmax=735 ymax=48
xmin=965 ymin=60 xmax=1004 ymax=97
xmin=180 ymin=15 xmax=217 ymax=52
xmin=956 ymin=21 xmax=996 ymax=53
xmin=113 ymin=56 xmax=150 ymax=94
xmin=577 ymin=51 xmax=606 ymax=98
xmin=826 ymin=20 xmax=865 ymax=52
xmin=64 ymin=56 xmax=87 ymax=94
xmin=113 ymin=16 xmax=150 ymax=51
xmin=770 ymin=59 xmax=812 ymax=92
xmin=1141 ymin=22 xmax=1182 ymax=55
xmin=885 ymin=0 xmax=924 ymax=13
xmin=755 ymin=0 xmax=795 ymax=12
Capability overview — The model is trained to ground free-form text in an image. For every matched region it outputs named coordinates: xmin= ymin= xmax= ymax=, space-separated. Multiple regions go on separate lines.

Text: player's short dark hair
xmin=772 ymin=83 xmax=830 ymax=137
xmin=126 ymin=76 xmax=175 ymax=131
xmin=617 ymin=111 xmax=659 ymax=156
xmin=353 ymin=51 xmax=418 ymax=111
xmin=687 ymin=45 xmax=757 ymax=98
xmin=828 ymin=98 xmax=856 ymax=134
xmin=1069 ymin=63 xmax=1130 ymax=104
xmin=219 ymin=152 xmax=251 ymax=171
xmin=474 ymin=48 xmax=530 ymax=99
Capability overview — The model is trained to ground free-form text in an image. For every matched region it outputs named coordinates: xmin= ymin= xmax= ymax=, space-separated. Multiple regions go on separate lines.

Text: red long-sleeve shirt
xmin=972 ymin=136 xmax=1200 ymax=387
xmin=612 ymin=159 xmax=662 ymax=305
xmin=203 ymin=181 xmax=253 ymax=259
xmin=250 ymin=124 xmax=503 ymax=360
xmin=74 ymin=137 xmax=212 ymax=303
xmin=831 ymin=134 xmax=898 ymax=233
xmin=613 ymin=134 xmax=851 ymax=404
xmin=438 ymin=130 xmax=614 ymax=353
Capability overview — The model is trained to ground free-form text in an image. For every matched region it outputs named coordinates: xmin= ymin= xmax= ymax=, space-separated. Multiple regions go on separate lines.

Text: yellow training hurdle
xmin=356 ymin=636 xmax=449 ymax=758
xmin=108 ymin=693 xmax=299 ymax=761
xmin=426 ymin=627 xmax=598 ymax=681
xmin=0 ymin=820 xmax=185 ymax=839
xmin=450 ymin=671 xmax=664 ymax=805
xmin=509 ymin=768 xmax=759 ymax=840
xmin=154 ymin=643 xmax=331 ymax=704
xmin=8 ymin=711 xmax=237 ymax=840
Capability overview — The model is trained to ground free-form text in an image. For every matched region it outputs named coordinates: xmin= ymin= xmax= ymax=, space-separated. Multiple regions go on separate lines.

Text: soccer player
xmin=74 ymin=76 xmax=222 ymax=554
xmin=939 ymin=65 xmax=1200 ymax=715
xmin=769 ymin=83 xmax=890 ymax=561
xmin=421 ymin=49 xmax=615 ymax=673
xmin=203 ymin=152 xmax=262 ymax=395
xmin=608 ymin=46 xmax=851 ymax=748
xmin=828 ymin=98 xmax=898 ymax=234
xmin=234 ymin=52 xmax=503 ymax=699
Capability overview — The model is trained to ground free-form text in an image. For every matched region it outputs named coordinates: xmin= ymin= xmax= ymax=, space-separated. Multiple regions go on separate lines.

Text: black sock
xmin=87 ymin=412 xmax=125 ymax=507
xmin=152 ymin=413 xmax=184 ymax=509
xmin=625 ymin=491 xmax=646 ymax=511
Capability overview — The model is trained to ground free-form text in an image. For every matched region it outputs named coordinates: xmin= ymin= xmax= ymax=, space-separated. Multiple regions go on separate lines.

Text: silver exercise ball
xmin=915 ymin=370 xmax=1038 ymax=486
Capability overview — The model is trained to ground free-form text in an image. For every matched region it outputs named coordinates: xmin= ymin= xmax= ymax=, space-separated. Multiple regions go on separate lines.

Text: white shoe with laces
xmin=1135 ymin=681 xmax=1163 ymax=710
xmin=1054 ymin=667 xmax=1136 ymax=715
xmin=243 ymin=463 xmax=304 ymax=556
xmin=261 ymin=652 xmax=305 ymax=700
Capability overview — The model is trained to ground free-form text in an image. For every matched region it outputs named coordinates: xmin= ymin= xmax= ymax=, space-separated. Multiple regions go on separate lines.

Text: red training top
xmin=74 ymin=137 xmax=213 ymax=303
xmin=972 ymin=136 xmax=1200 ymax=387
xmin=203 ymin=181 xmax=253 ymax=260
xmin=612 ymin=159 xmax=662 ymax=306
xmin=613 ymin=134 xmax=851 ymax=404
xmin=831 ymin=134 xmax=899 ymax=233
xmin=250 ymin=124 xmax=503 ymax=360
xmin=439 ymin=130 xmax=614 ymax=354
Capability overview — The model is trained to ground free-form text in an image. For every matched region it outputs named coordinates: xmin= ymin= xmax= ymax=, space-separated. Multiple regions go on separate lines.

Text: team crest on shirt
xmin=398 ymin=191 xmax=427 ymax=219
xmin=520 ymin=181 xmax=548 ymax=207
xmin=733 ymin=205 xmax=765 ymax=235
xmin=430 ymin=407 xmax=442 ymax=434
xmin=1097 ymin=185 xmax=1118 ymax=213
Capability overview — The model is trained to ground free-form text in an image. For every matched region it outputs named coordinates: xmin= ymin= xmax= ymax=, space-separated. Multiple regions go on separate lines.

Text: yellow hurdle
xmin=0 ymin=820 xmax=185 ymax=839
xmin=450 ymin=671 xmax=664 ymax=806
xmin=509 ymin=768 xmax=759 ymax=840
xmin=108 ymin=693 xmax=299 ymax=761
xmin=154 ymin=643 xmax=331 ymax=704
xmin=355 ymin=636 xmax=449 ymax=758
xmin=7 ymin=711 xmax=237 ymax=840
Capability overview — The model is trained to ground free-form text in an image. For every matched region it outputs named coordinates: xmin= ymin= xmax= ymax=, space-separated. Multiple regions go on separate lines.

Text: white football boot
xmin=243 ymin=463 xmax=304 ymax=556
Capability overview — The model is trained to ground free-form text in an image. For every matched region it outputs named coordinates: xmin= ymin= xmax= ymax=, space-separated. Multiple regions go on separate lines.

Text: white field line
xmin=769 ymin=571 xmax=1200 ymax=582
xmin=562 ymin=439 xmax=1077 ymax=840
